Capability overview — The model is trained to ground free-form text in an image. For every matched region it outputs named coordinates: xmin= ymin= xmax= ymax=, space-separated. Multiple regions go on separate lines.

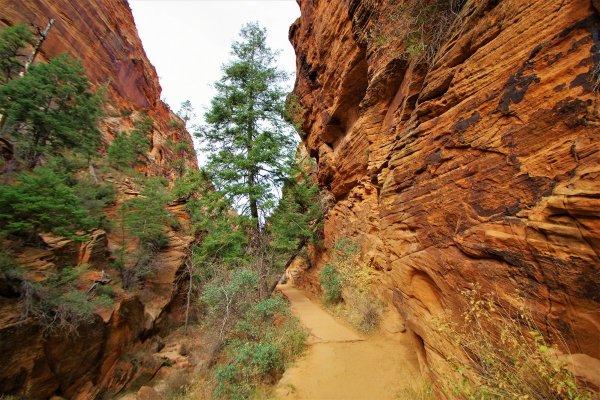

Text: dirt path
xmin=274 ymin=285 xmax=421 ymax=400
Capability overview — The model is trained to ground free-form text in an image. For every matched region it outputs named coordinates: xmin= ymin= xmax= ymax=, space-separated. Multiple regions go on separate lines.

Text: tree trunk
xmin=248 ymin=170 xmax=260 ymax=230
xmin=22 ymin=19 xmax=55 ymax=76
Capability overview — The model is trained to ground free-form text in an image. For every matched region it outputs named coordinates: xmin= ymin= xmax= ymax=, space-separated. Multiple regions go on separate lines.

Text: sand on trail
xmin=274 ymin=285 xmax=422 ymax=400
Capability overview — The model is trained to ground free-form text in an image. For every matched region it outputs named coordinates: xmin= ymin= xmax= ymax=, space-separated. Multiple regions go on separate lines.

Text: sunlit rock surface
xmin=291 ymin=0 xmax=600 ymax=387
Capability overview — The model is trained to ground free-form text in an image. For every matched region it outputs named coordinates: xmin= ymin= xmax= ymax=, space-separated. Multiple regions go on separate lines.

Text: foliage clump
xmin=211 ymin=292 xmax=307 ymax=400
xmin=21 ymin=266 xmax=112 ymax=335
xmin=319 ymin=239 xmax=383 ymax=332
xmin=269 ymin=152 xmax=325 ymax=257
xmin=320 ymin=264 xmax=343 ymax=305
xmin=0 ymin=53 xmax=103 ymax=167
xmin=0 ymin=23 xmax=34 ymax=83
xmin=196 ymin=22 xmax=297 ymax=229
xmin=0 ymin=167 xmax=100 ymax=239
xmin=107 ymin=116 xmax=152 ymax=170
xmin=364 ymin=0 xmax=466 ymax=65
xmin=114 ymin=177 xmax=174 ymax=289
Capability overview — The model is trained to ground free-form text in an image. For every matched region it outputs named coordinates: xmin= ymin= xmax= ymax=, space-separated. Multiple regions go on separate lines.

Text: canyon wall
xmin=0 ymin=0 xmax=197 ymax=177
xmin=291 ymin=0 xmax=600 ymax=387
xmin=0 ymin=0 xmax=197 ymax=398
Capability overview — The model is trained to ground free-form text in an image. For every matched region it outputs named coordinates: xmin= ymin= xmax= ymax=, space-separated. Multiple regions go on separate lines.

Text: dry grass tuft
xmin=363 ymin=0 xmax=466 ymax=65
xmin=321 ymin=238 xmax=384 ymax=333
xmin=430 ymin=284 xmax=595 ymax=400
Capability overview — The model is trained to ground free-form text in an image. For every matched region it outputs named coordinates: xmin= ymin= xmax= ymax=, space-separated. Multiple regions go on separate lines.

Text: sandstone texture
xmin=0 ymin=0 xmax=197 ymax=398
xmin=0 ymin=0 xmax=197 ymax=178
xmin=291 ymin=0 xmax=600 ymax=387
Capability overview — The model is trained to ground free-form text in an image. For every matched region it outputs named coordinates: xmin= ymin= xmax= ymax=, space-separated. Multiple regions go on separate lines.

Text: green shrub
xmin=120 ymin=177 xmax=172 ymax=250
xmin=320 ymin=263 xmax=343 ymax=304
xmin=95 ymin=284 xmax=116 ymax=298
xmin=0 ymin=53 xmax=103 ymax=167
xmin=201 ymin=268 xmax=260 ymax=336
xmin=74 ymin=176 xmax=116 ymax=231
xmin=0 ymin=250 xmax=18 ymax=275
xmin=320 ymin=239 xmax=384 ymax=332
xmin=0 ymin=167 xmax=97 ymax=239
xmin=0 ymin=23 xmax=34 ymax=83
xmin=114 ymin=177 xmax=174 ymax=289
xmin=212 ymin=294 xmax=307 ymax=400
xmin=167 ymin=119 xmax=184 ymax=129
xmin=107 ymin=116 xmax=152 ymax=170
xmin=214 ymin=363 xmax=251 ymax=400
xmin=22 ymin=267 xmax=113 ymax=335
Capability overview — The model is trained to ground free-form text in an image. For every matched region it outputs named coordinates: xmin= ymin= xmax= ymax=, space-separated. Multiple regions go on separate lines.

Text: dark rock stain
xmin=553 ymin=83 xmax=566 ymax=92
xmin=570 ymin=72 xmax=594 ymax=92
xmin=553 ymin=97 xmax=592 ymax=128
xmin=300 ymin=55 xmax=318 ymax=88
xmin=452 ymin=111 xmax=481 ymax=132
xmin=473 ymin=246 xmax=532 ymax=269
xmin=425 ymin=150 xmax=442 ymax=165
xmin=496 ymin=61 xmax=541 ymax=114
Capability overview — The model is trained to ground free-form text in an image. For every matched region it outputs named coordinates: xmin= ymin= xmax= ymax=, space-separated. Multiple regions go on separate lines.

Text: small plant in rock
xmin=107 ymin=116 xmax=153 ymax=170
xmin=364 ymin=0 xmax=466 ymax=65
xmin=168 ymin=119 xmax=184 ymax=130
xmin=319 ymin=263 xmax=343 ymax=304
xmin=21 ymin=266 xmax=113 ymax=335
xmin=433 ymin=284 xmax=594 ymax=400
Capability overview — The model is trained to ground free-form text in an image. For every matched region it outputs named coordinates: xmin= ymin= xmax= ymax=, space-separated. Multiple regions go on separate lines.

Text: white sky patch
xmin=129 ymin=0 xmax=300 ymax=165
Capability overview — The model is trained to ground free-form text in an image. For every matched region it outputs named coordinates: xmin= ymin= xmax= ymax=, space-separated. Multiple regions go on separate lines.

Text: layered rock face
xmin=0 ymin=0 xmax=197 ymax=398
xmin=0 ymin=0 xmax=197 ymax=177
xmin=291 ymin=0 xmax=600 ymax=386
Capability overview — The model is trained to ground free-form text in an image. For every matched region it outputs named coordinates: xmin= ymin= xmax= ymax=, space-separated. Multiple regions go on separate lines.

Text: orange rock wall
xmin=0 ymin=0 xmax=198 ymax=398
xmin=0 ymin=0 xmax=197 ymax=177
xmin=291 ymin=0 xmax=600 ymax=385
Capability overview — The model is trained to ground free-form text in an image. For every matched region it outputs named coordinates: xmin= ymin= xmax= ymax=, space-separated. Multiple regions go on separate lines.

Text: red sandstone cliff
xmin=0 ymin=0 xmax=197 ymax=177
xmin=0 ymin=1 xmax=198 ymax=398
xmin=291 ymin=0 xmax=600 ymax=388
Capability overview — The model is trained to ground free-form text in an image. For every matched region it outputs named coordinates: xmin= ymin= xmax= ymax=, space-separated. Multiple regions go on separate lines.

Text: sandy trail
xmin=274 ymin=285 xmax=421 ymax=400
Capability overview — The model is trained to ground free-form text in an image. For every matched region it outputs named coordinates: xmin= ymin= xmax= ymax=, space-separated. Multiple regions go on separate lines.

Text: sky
xmin=129 ymin=0 xmax=301 ymax=138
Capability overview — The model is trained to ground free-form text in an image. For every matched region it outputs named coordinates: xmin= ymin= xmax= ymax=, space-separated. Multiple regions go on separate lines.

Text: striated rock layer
xmin=0 ymin=0 xmax=197 ymax=178
xmin=0 ymin=0 xmax=198 ymax=398
xmin=291 ymin=0 xmax=600 ymax=388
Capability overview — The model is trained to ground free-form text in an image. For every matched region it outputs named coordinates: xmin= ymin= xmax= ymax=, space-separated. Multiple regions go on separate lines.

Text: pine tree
xmin=177 ymin=100 xmax=196 ymax=129
xmin=107 ymin=116 xmax=152 ymax=170
xmin=0 ymin=167 xmax=96 ymax=238
xmin=196 ymin=23 xmax=297 ymax=231
xmin=269 ymin=154 xmax=324 ymax=254
xmin=0 ymin=23 xmax=34 ymax=83
xmin=0 ymin=53 xmax=103 ymax=168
